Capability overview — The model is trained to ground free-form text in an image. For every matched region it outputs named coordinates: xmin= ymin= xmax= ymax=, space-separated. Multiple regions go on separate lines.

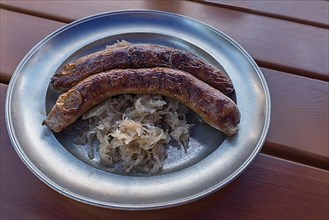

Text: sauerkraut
xmin=77 ymin=94 xmax=192 ymax=174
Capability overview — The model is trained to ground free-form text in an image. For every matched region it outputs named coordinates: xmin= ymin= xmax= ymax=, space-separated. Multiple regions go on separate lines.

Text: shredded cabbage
xmin=78 ymin=94 xmax=192 ymax=174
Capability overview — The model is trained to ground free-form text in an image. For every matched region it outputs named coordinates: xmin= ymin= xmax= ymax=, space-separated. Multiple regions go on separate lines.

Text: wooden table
xmin=1 ymin=1 xmax=328 ymax=219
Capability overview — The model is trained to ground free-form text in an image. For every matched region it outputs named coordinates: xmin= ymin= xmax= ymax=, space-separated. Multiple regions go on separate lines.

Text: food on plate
xmin=50 ymin=42 xmax=234 ymax=95
xmin=44 ymin=42 xmax=240 ymax=174
xmin=43 ymin=67 xmax=240 ymax=136
xmin=76 ymin=94 xmax=192 ymax=174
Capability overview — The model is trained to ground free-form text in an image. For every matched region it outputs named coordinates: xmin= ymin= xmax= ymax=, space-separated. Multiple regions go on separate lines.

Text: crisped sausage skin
xmin=44 ymin=68 xmax=240 ymax=136
xmin=51 ymin=44 xmax=234 ymax=94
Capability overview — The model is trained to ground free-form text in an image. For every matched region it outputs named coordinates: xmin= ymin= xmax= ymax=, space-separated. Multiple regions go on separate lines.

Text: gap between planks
xmin=189 ymin=0 xmax=329 ymax=29
xmin=1 ymin=4 xmax=328 ymax=82
xmin=3 ymin=1 xmax=329 ymax=29
xmin=262 ymin=142 xmax=329 ymax=171
xmin=0 ymin=72 xmax=10 ymax=85
xmin=0 ymin=3 xmax=72 ymax=23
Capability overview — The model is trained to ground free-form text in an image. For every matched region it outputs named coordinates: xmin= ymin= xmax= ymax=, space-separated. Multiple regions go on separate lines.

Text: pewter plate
xmin=5 ymin=10 xmax=271 ymax=210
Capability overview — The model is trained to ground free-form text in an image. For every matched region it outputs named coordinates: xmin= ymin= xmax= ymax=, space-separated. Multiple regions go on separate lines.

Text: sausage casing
xmin=43 ymin=67 xmax=240 ymax=136
xmin=50 ymin=44 xmax=234 ymax=94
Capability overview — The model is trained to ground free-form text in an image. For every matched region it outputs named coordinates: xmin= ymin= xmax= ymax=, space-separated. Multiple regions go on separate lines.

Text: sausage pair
xmin=43 ymin=44 xmax=240 ymax=136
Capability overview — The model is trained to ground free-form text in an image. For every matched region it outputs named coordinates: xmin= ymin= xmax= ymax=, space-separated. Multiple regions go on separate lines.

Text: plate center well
xmin=45 ymin=33 xmax=228 ymax=176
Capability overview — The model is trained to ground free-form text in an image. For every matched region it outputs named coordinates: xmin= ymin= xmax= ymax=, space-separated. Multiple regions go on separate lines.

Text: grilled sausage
xmin=43 ymin=67 xmax=240 ymax=136
xmin=51 ymin=44 xmax=234 ymax=94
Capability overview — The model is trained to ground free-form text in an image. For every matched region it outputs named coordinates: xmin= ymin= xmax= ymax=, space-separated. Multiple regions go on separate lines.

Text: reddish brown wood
xmin=1 ymin=1 xmax=329 ymax=219
xmin=0 ymin=9 xmax=64 ymax=83
xmin=262 ymin=68 xmax=329 ymax=169
xmin=193 ymin=0 xmax=329 ymax=28
xmin=0 ymin=9 xmax=328 ymax=168
xmin=1 ymin=1 xmax=328 ymax=80
xmin=1 ymin=83 xmax=328 ymax=219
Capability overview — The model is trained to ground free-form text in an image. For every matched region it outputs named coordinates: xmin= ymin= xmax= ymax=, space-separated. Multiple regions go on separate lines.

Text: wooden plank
xmin=193 ymin=0 xmax=329 ymax=28
xmin=0 ymin=10 xmax=328 ymax=168
xmin=1 ymin=83 xmax=328 ymax=219
xmin=1 ymin=1 xmax=328 ymax=81
xmin=0 ymin=9 xmax=64 ymax=84
xmin=262 ymin=68 xmax=329 ymax=169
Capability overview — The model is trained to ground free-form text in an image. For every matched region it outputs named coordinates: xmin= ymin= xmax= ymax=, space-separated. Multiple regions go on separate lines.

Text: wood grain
xmin=193 ymin=0 xmax=329 ymax=28
xmin=0 ymin=9 xmax=328 ymax=168
xmin=1 ymin=84 xmax=328 ymax=219
xmin=1 ymin=1 xmax=328 ymax=81
xmin=1 ymin=1 xmax=329 ymax=220
xmin=262 ymin=68 xmax=329 ymax=169
xmin=0 ymin=9 xmax=64 ymax=84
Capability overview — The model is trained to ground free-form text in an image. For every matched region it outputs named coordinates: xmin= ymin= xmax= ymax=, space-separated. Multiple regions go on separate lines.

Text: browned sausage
xmin=43 ymin=67 xmax=240 ymax=136
xmin=50 ymin=44 xmax=234 ymax=95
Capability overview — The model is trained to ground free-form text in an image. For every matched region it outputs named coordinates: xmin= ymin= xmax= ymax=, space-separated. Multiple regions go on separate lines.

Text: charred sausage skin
xmin=51 ymin=44 xmax=234 ymax=94
xmin=44 ymin=67 xmax=240 ymax=136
